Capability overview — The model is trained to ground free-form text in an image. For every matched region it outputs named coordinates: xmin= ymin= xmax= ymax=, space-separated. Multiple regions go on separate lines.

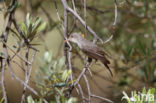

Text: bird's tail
xmin=101 ymin=59 xmax=113 ymax=77
xmin=104 ymin=63 xmax=113 ymax=77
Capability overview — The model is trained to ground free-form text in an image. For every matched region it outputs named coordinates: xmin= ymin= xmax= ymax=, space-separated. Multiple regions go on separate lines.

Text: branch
xmin=83 ymin=75 xmax=91 ymax=103
xmin=113 ymin=0 xmax=118 ymax=26
xmin=21 ymin=49 xmax=37 ymax=103
xmin=61 ymin=0 xmax=103 ymax=44
xmin=0 ymin=40 xmax=31 ymax=65
xmin=61 ymin=0 xmax=74 ymax=91
xmin=91 ymin=94 xmax=114 ymax=103
xmin=1 ymin=0 xmax=17 ymax=102
xmin=7 ymin=59 xmax=48 ymax=103
xmin=12 ymin=19 xmax=38 ymax=51
xmin=21 ymin=48 xmax=29 ymax=103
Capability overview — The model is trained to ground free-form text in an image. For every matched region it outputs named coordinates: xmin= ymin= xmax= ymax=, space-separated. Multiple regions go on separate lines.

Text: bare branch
xmin=83 ymin=75 xmax=91 ymax=103
xmin=84 ymin=0 xmax=87 ymax=35
xmin=0 ymin=40 xmax=31 ymax=65
xmin=1 ymin=0 xmax=17 ymax=102
xmin=91 ymin=94 xmax=114 ymax=103
xmin=21 ymin=48 xmax=29 ymax=103
xmin=113 ymin=0 xmax=118 ymax=26
xmin=54 ymin=0 xmax=64 ymax=30
xmin=61 ymin=0 xmax=103 ymax=44
xmin=21 ymin=49 xmax=37 ymax=103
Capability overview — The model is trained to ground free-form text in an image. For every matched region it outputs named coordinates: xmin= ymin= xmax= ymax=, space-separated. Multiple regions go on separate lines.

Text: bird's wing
xmin=81 ymin=44 xmax=109 ymax=63
xmin=81 ymin=44 xmax=112 ymax=76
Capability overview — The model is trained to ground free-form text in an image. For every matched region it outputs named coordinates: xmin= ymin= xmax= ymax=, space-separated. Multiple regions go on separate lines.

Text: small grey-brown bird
xmin=65 ymin=33 xmax=113 ymax=76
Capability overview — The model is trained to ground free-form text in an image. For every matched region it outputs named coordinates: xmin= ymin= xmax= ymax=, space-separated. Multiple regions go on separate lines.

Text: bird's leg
xmin=88 ymin=57 xmax=92 ymax=62
xmin=86 ymin=57 xmax=93 ymax=77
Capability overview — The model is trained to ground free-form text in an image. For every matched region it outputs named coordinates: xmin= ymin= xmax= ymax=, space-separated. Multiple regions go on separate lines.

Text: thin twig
xmin=7 ymin=59 xmax=48 ymax=103
xmin=113 ymin=0 xmax=118 ymax=26
xmin=84 ymin=0 xmax=87 ymax=35
xmin=61 ymin=0 xmax=103 ymax=44
xmin=40 ymin=5 xmax=63 ymax=37
xmin=103 ymin=35 xmax=113 ymax=44
xmin=21 ymin=49 xmax=37 ymax=103
xmin=7 ymin=59 xmax=38 ymax=95
xmin=12 ymin=60 xmax=25 ymax=71
xmin=1 ymin=0 xmax=17 ymax=102
xmin=0 ymin=40 xmax=31 ymax=65
xmin=83 ymin=75 xmax=91 ymax=103
xmin=103 ymin=0 xmax=118 ymax=44
xmin=91 ymin=94 xmax=114 ymax=103
xmin=61 ymin=0 xmax=74 ymax=94
xmin=54 ymin=0 xmax=64 ymax=30
xmin=20 ymin=48 xmax=29 ymax=103
xmin=78 ymin=83 xmax=85 ymax=103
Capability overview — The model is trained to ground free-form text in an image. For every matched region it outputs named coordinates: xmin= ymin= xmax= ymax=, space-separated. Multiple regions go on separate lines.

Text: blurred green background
xmin=0 ymin=0 xmax=156 ymax=103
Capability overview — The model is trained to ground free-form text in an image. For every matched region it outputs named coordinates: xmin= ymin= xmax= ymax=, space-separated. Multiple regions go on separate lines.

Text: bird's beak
xmin=64 ymin=38 xmax=71 ymax=43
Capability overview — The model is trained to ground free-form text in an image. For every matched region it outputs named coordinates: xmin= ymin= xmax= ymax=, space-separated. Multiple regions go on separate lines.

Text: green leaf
xmin=127 ymin=45 xmax=134 ymax=57
xmin=21 ymin=22 xmax=27 ymax=35
xmin=26 ymin=13 xmax=30 ymax=27
xmin=138 ymin=39 xmax=146 ymax=55
xmin=54 ymin=82 xmax=67 ymax=87
xmin=44 ymin=51 xmax=52 ymax=63
xmin=55 ymin=95 xmax=61 ymax=103
xmin=67 ymin=97 xmax=77 ymax=103
xmin=31 ymin=17 xmax=42 ymax=36
xmin=37 ymin=22 xmax=46 ymax=33
xmin=27 ymin=96 xmax=35 ymax=103
xmin=10 ymin=28 xmax=21 ymax=41
xmin=62 ymin=70 xmax=72 ymax=82
xmin=58 ymin=56 xmax=65 ymax=69
xmin=61 ymin=94 xmax=65 ymax=103
xmin=52 ymin=61 xmax=57 ymax=69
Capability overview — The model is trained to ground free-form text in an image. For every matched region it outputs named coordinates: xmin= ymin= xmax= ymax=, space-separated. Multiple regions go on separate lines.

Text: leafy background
xmin=0 ymin=0 xmax=156 ymax=103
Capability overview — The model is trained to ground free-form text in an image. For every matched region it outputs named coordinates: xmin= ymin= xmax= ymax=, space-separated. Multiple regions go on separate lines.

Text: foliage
xmin=12 ymin=13 xmax=47 ymax=48
xmin=27 ymin=95 xmax=77 ymax=103
xmin=0 ymin=0 xmax=156 ymax=102
xmin=122 ymin=87 xmax=156 ymax=103
xmin=27 ymin=51 xmax=77 ymax=103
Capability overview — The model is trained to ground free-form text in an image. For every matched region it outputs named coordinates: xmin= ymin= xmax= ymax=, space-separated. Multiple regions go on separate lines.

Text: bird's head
xmin=65 ymin=33 xmax=83 ymax=44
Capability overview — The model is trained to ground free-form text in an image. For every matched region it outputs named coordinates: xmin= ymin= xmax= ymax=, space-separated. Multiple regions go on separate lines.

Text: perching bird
xmin=65 ymin=33 xmax=113 ymax=76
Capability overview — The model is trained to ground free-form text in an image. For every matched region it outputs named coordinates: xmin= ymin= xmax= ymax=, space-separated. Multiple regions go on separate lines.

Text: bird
xmin=65 ymin=32 xmax=113 ymax=76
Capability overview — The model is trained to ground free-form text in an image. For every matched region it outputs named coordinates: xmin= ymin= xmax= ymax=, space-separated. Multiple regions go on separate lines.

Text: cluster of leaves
xmin=21 ymin=13 xmax=46 ymax=42
xmin=122 ymin=87 xmax=156 ymax=103
xmin=12 ymin=13 xmax=46 ymax=48
xmin=27 ymin=51 xmax=77 ymax=103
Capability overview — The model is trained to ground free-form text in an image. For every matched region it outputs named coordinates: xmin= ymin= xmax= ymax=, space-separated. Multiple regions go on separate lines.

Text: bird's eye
xmin=70 ymin=35 xmax=73 ymax=38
